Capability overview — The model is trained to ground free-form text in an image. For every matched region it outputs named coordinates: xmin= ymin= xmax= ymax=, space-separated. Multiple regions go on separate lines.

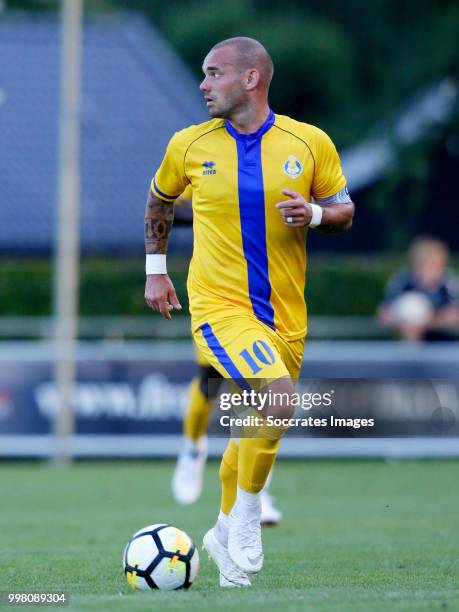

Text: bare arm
xmin=275 ymin=189 xmax=354 ymax=234
xmin=315 ymin=201 xmax=354 ymax=234
xmin=378 ymin=302 xmax=459 ymax=342
xmin=378 ymin=303 xmax=397 ymax=327
xmin=428 ymin=305 xmax=459 ymax=329
xmin=144 ymin=191 xmax=182 ymax=319
xmin=145 ymin=191 xmax=174 ymax=254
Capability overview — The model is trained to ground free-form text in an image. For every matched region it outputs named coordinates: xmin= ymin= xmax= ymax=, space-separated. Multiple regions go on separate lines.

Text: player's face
xmin=200 ymin=47 xmax=248 ymax=118
xmin=413 ymin=252 xmax=447 ymax=287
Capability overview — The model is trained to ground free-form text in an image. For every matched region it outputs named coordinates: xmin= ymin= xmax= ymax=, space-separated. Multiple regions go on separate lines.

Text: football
xmin=123 ymin=524 xmax=199 ymax=591
xmin=390 ymin=291 xmax=433 ymax=325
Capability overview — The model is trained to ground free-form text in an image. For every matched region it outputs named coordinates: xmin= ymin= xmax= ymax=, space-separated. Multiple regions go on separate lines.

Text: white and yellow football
xmin=390 ymin=291 xmax=433 ymax=325
xmin=123 ymin=524 xmax=199 ymax=591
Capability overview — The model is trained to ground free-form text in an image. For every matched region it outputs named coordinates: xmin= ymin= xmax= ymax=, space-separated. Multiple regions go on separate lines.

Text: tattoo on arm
xmin=144 ymin=191 xmax=174 ymax=254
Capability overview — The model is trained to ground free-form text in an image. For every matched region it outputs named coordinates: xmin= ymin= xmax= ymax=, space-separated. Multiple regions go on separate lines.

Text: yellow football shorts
xmin=193 ymin=314 xmax=304 ymax=382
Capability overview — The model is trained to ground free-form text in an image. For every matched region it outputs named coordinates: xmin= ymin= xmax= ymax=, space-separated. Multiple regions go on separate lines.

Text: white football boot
xmin=228 ymin=487 xmax=263 ymax=573
xmin=260 ymin=489 xmax=282 ymax=526
xmin=171 ymin=436 xmax=207 ymax=505
xmin=203 ymin=513 xmax=251 ymax=587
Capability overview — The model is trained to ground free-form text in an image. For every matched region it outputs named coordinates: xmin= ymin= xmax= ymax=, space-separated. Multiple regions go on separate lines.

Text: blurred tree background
xmin=10 ymin=0 xmax=459 ymax=143
xmin=9 ymin=0 xmax=459 ymax=251
xmin=124 ymin=0 xmax=459 ymax=252
xmin=108 ymin=0 xmax=458 ymax=147
xmin=4 ymin=0 xmax=459 ymax=323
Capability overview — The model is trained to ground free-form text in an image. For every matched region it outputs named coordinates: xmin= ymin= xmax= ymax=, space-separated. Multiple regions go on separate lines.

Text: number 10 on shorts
xmin=239 ymin=340 xmax=276 ymax=374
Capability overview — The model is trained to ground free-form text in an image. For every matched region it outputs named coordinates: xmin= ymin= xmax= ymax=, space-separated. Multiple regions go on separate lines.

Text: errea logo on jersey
xmin=202 ymin=160 xmax=217 ymax=175
xmin=283 ymin=155 xmax=303 ymax=179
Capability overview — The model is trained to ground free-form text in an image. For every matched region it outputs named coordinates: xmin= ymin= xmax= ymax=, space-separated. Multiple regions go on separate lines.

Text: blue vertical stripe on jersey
xmin=225 ymin=111 xmax=276 ymax=330
xmin=200 ymin=322 xmax=244 ymax=378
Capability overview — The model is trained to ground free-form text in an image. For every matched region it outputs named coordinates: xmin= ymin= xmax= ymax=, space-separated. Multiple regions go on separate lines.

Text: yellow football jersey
xmin=151 ymin=111 xmax=346 ymax=340
xmin=180 ymin=184 xmax=193 ymax=201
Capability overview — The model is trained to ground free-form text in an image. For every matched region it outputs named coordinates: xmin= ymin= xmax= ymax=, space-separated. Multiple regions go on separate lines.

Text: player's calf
xmin=262 ymin=376 xmax=296 ymax=422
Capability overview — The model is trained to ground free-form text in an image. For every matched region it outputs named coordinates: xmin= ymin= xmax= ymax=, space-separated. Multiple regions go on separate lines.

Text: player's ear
xmin=245 ymin=68 xmax=260 ymax=91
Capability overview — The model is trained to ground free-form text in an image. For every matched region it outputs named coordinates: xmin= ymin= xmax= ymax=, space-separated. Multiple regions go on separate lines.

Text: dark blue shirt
xmin=383 ymin=270 xmax=458 ymax=311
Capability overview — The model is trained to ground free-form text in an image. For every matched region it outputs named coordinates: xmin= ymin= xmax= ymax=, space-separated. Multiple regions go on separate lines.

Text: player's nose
xmin=200 ymin=77 xmax=209 ymax=92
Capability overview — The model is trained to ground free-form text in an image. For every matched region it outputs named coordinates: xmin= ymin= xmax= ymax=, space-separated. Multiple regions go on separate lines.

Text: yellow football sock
xmin=237 ymin=437 xmax=280 ymax=493
xmin=184 ymin=377 xmax=212 ymax=441
xmin=219 ymin=439 xmax=239 ymax=514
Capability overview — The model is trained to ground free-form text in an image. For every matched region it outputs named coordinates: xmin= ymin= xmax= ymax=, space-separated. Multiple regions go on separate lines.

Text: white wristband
xmin=146 ymin=254 xmax=167 ymax=275
xmin=308 ymin=203 xmax=323 ymax=228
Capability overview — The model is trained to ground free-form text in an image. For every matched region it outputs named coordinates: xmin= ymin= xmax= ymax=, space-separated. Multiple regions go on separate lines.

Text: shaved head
xmin=211 ymin=37 xmax=274 ymax=90
xmin=200 ymin=37 xmax=273 ymax=123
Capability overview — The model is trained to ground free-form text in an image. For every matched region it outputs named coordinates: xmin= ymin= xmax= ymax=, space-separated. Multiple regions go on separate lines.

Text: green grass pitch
xmin=1 ymin=459 xmax=458 ymax=611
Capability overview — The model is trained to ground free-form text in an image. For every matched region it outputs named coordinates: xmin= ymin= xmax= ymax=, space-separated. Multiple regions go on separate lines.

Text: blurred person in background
xmin=172 ymin=186 xmax=282 ymax=525
xmin=378 ymin=237 xmax=459 ymax=342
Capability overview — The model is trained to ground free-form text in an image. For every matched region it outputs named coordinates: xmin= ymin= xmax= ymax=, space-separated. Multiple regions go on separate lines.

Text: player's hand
xmin=275 ymin=189 xmax=313 ymax=227
xmin=145 ymin=274 xmax=182 ymax=320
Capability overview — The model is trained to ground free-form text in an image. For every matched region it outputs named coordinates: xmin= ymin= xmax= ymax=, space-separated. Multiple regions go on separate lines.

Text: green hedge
xmin=0 ymin=256 xmax=413 ymax=317
xmin=306 ymin=257 xmax=397 ymax=316
xmin=0 ymin=259 xmax=52 ymax=316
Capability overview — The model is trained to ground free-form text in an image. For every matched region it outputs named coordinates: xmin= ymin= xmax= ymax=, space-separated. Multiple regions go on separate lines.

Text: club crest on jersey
xmin=283 ymin=155 xmax=303 ymax=179
xmin=202 ymin=160 xmax=217 ymax=175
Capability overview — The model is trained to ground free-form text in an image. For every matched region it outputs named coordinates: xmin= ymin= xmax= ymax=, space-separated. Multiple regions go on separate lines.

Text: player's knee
xmin=199 ymin=365 xmax=223 ymax=399
xmin=264 ymin=376 xmax=295 ymax=420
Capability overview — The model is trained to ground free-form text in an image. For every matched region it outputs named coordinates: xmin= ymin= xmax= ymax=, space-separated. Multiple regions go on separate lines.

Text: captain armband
xmin=314 ymin=186 xmax=352 ymax=204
